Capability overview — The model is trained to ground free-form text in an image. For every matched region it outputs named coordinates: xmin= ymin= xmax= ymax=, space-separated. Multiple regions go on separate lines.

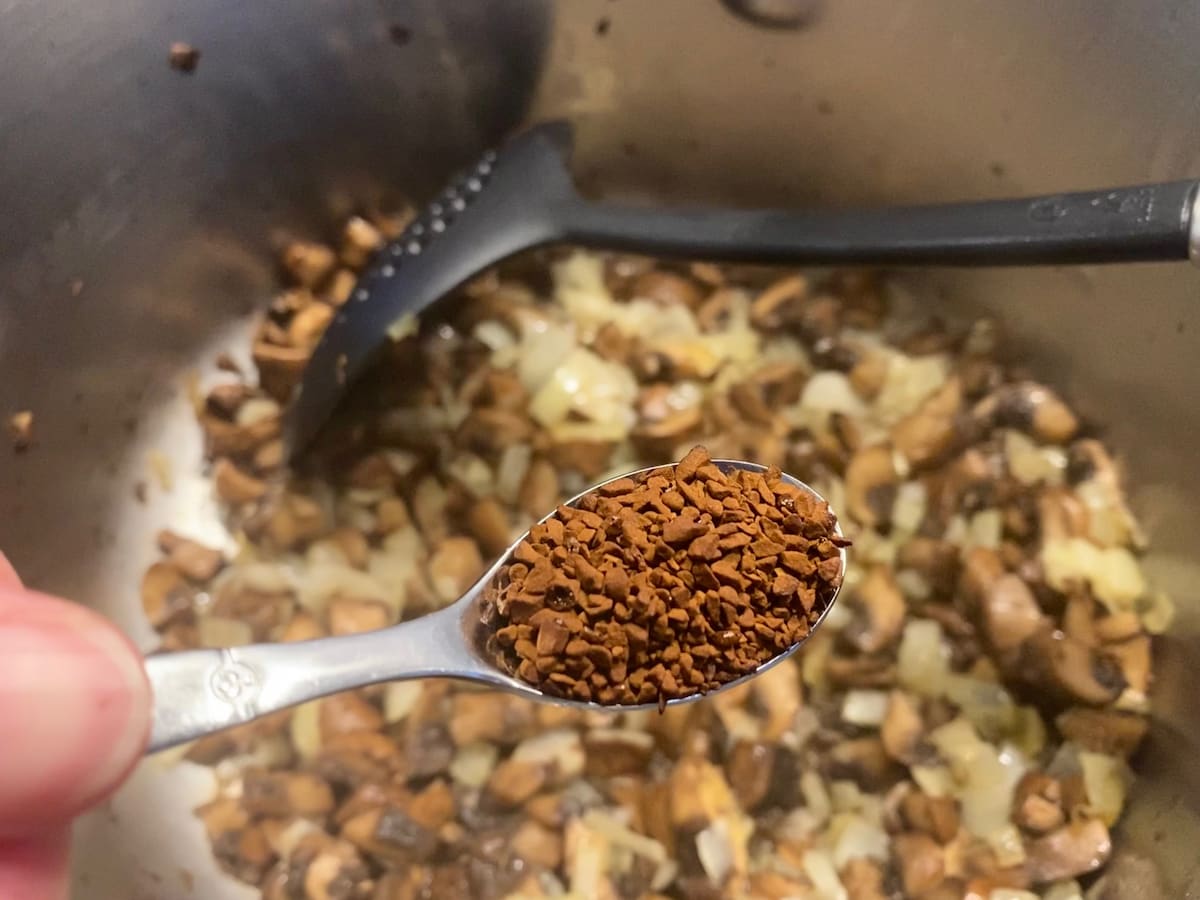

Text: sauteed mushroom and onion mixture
xmin=142 ymin=209 xmax=1171 ymax=899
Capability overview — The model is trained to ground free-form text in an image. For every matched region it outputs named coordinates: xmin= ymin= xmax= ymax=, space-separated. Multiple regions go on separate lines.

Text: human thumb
xmin=0 ymin=575 xmax=151 ymax=834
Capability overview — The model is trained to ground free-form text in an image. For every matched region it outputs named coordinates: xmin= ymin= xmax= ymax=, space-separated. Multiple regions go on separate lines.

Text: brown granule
xmin=480 ymin=446 xmax=845 ymax=707
xmin=168 ymin=42 xmax=200 ymax=73
xmin=8 ymin=410 xmax=33 ymax=451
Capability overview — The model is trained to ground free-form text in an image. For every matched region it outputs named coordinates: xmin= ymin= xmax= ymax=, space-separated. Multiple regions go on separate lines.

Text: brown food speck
xmin=8 ymin=410 xmax=33 ymax=451
xmin=168 ymin=42 xmax=200 ymax=73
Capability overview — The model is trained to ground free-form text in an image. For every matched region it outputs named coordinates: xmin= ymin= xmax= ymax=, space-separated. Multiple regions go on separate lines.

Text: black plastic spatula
xmin=284 ymin=119 xmax=1200 ymax=456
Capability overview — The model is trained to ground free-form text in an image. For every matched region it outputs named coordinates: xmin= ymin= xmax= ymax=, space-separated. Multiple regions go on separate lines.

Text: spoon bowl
xmin=145 ymin=459 xmax=845 ymax=753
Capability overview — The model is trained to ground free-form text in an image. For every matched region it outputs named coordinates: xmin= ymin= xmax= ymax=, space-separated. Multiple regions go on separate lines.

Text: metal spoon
xmin=284 ymin=118 xmax=1200 ymax=455
xmin=144 ymin=459 xmax=846 ymax=753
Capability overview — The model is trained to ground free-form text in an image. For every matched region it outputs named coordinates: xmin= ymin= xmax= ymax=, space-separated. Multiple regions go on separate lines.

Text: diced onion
xmin=930 ymin=717 xmax=1027 ymax=839
xmin=1137 ymin=591 xmax=1175 ymax=635
xmin=801 ymin=849 xmax=848 ymax=900
xmin=495 ymin=443 xmax=533 ymax=505
xmin=911 ymin=765 xmax=956 ymax=798
xmin=290 ymin=701 xmax=322 ymax=760
xmin=449 ymin=742 xmax=499 ymax=788
xmin=297 ymin=563 xmax=389 ymax=614
xmin=383 ymin=682 xmax=423 ymax=723
xmin=841 ymin=690 xmax=890 ymax=727
xmin=799 ymin=372 xmax=869 ymax=417
xmin=897 ymin=619 xmax=951 ymax=696
xmin=829 ymin=813 xmax=889 ymax=867
xmin=1004 ymin=430 xmax=1066 ymax=486
xmin=1041 ymin=880 xmax=1084 ymax=900
xmin=872 ymin=352 xmax=949 ymax=424
xmin=1079 ymin=751 xmax=1132 ymax=826
xmin=892 ymin=480 xmax=928 ymax=535
xmin=986 ymin=823 xmax=1027 ymax=867
xmin=800 ymin=771 xmax=832 ymax=825
xmin=1042 ymin=538 xmax=1147 ymax=613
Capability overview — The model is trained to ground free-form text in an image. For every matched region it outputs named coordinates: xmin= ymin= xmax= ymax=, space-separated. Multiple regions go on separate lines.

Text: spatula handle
xmin=557 ymin=180 xmax=1200 ymax=267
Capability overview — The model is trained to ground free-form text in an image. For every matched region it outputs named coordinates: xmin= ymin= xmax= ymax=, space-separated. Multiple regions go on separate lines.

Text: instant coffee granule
xmin=480 ymin=446 xmax=846 ymax=707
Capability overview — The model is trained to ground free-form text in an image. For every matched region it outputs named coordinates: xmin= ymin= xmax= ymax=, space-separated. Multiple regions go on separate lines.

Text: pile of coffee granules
xmin=479 ymin=446 xmax=846 ymax=707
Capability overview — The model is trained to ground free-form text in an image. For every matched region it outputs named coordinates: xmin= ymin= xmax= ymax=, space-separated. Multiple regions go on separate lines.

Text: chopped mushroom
xmin=881 ymin=690 xmax=924 ymax=764
xmin=844 ymin=444 xmax=899 ymax=528
xmin=894 ymin=832 xmax=946 ymax=896
xmin=1018 ymin=627 xmax=1126 ymax=708
xmin=973 ymin=381 xmax=1080 ymax=445
xmin=843 ymin=566 xmax=907 ymax=655
xmin=1012 ymin=772 xmax=1065 ymax=833
xmin=1054 ymin=708 xmax=1148 ymax=759
xmin=1024 ymin=818 xmax=1112 ymax=883
xmin=891 ymin=377 xmax=964 ymax=469
xmin=980 ymin=573 xmax=1046 ymax=654
xmin=157 ymin=530 xmax=225 ymax=581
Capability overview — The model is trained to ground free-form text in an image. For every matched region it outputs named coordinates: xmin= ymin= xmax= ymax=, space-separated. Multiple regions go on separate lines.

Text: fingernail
xmin=0 ymin=609 xmax=150 ymax=832
xmin=0 ymin=552 xmax=22 ymax=589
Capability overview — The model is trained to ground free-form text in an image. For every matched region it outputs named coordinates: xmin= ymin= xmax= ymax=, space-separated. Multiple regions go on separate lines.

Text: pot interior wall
xmin=0 ymin=0 xmax=1197 ymax=896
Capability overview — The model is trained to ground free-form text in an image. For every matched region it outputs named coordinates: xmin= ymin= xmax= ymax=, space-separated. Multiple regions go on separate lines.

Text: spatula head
xmin=283 ymin=120 xmax=577 ymax=458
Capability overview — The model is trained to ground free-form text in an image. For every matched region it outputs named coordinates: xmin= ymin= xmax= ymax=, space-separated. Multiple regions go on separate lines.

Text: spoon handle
xmin=557 ymin=180 xmax=1200 ymax=267
xmin=143 ymin=603 xmax=485 ymax=753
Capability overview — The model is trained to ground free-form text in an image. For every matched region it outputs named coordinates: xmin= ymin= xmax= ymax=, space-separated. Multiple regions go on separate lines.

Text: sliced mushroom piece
xmin=1024 ymin=818 xmax=1112 ymax=884
xmin=213 ymin=457 xmax=269 ymax=504
xmin=981 ymin=573 xmax=1046 ymax=653
xmin=157 ymin=530 xmax=224 ymax=582
xmin=973 ymin=381 xmax=1079 ymax=445
xmin=1012 ymin=771 xmax=1065 ymax=834
xmin=723 ymin=740 xmax=776 ymax=812
xmin=341 ymin=803 xmax=439 ymax=866
xmin=826 ymin=654 xmax=897 ymax=689
xmin=881 ymin=690 xmax=924 ymax=764
xmin=1038 ymin=487 xmax=1090 ymax=543
xmin=1054 ymin=708 xmax=1149 ymax=759
xmin=466 ymin=497 xmax=512 ymax=557
xmin=631 ymin=268 xmax=704 ymax=308
xmin=253 ymin=341 xmax=310 ymax=403
xmin=1018 ymin=627 xmax=1126 ymax=708
xmin=900 ymin=790 xmax=960 ymax=843
xmin=518 ymin=457 xmax=561 ymax=521
xmin=282 ymin=241 xmax=337 ymax=288
xmin=960 ymin=546 xmax=1005 ymax=604
xmin=749 ymin=273 xmax=809 ymax=329
xmin=839 ymin=857 xmax=887 ymax=900
xmin=842 ymin=566 xmax=907 ymax=654
xmin=288 ymin=301 xmax=335 ymax=348
xmin=891 ymin=377 xmax=965 ymax=469
xmin=849 ymin=349 xmax=890 ymax=402
xmin=893 ymin=832 xmax=946 ymax=896
xmin=319 ymin=691 xmax=385 ymax=740
xmin=827 ymin=737 xmax=903 ymax=791
xmin=427 ymin=536 xmax=484 ymax=603
xmin=844 ymin=444 xmax=899 ymax=529
xmin=263 ymin=492 xmax=329 ymax=550
xmin=897 ymin=537 xmax=960 ymax=597
xmin=328 ymin=597 xmax=392 ymax=635
xmin=583 ymin=728 xmax=655 ymax=778
xmin=140 ymin=561 xmax=192 ymax=629
xmin=1106 ymin=634 xmax=1151 ymax=695
xmin=240 ymin=769 xmax=335 ymax=818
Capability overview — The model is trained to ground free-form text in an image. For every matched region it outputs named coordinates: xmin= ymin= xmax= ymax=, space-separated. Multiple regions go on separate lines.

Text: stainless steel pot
xmin=1 ymin=1 xmax=1197 ymax=896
